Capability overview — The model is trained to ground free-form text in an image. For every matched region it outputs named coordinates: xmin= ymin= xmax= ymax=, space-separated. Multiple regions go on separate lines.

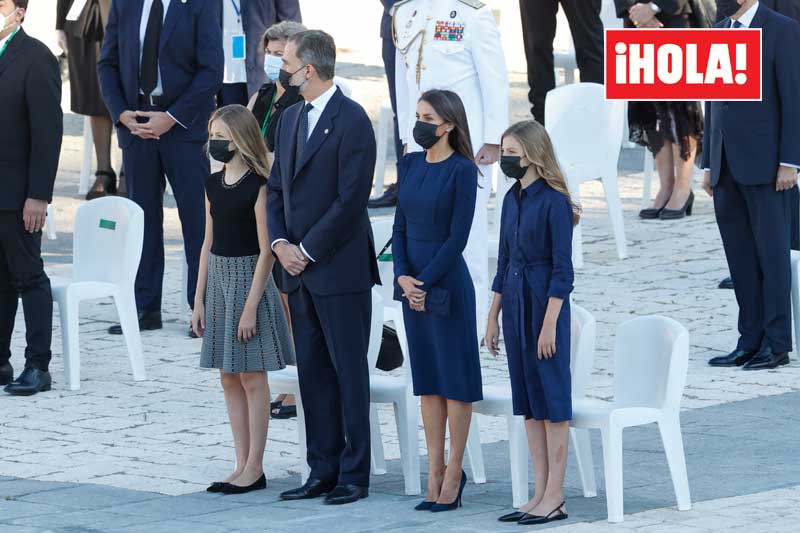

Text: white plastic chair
xmin=372 ymin=104 xmax=393 ymax=200
xmin=51 ymin=197 xmax=146 ymax=390
xmin=571 ymin=316 xmax=692 ymax=523
xmin=45 ymin=204 xmax=57 ymax=240
xmin=545 ymin=83 xmax=627 ymax=268
xmin=464 ymin=303 xmax=598 ymax=507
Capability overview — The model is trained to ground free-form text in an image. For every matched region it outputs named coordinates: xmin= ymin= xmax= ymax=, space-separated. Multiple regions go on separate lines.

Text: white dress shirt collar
xmin=732 ymin=1 xmax=759 ymax=28
xmin=304 ymin=82 xmax=339 ymax=139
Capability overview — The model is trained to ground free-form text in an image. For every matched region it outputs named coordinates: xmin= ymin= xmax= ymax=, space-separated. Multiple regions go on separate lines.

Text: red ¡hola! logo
xmin=605 ymin=29 xmax=762 ymax=101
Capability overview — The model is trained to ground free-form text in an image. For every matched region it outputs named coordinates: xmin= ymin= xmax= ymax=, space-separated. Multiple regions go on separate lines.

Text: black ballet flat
xmin=415 ymin=500 xmax=435 ymax=511
xmin=498 ymin=511 xmax=526 ymax=522
xmin=518 ymin=501 xmax=568 ymax=525
xmin=206 ymin=482 xmax=225 ymax=493
xmin=219 ymin=473 xmax=267 ymax=495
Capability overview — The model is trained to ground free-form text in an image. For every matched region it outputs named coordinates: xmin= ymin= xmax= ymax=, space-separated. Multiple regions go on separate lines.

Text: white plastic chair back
xmin=73 ymin=197 xmax=144 ymax=285
xmin=371 ymin=217 xmax=395 ymax=303
xmin=570 ymin=303 xmax=596 ymax=400
xmin=612 ymin=316 xmax=690 ymax=411
xmin=334 ymin=76 xmax=354 ymax=98
xmin=545 ymin=83 xmax=625 ymax=185
xmin=366 ymin=290 xmax=385 ymax=373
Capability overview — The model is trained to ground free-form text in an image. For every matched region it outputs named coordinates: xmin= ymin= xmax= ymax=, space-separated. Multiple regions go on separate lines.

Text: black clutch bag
xmin=393 ymin=283 xmax=451 ymax=318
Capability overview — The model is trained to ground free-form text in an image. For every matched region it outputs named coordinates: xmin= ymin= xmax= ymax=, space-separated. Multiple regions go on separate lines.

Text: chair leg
xmin=465 ymin=414 xmax=487 ymax=484
xmin=569 ymin=184 xmax=584 ymax=268
xmin=79 ymin=116 xmax=93 ymax=195
xmin=600 ymin=424 xmax=625 ymax=523
xmin=508 ymin=414 xmax=529 ymax=508
xmin=45 ymin=205 xmax=57 ymax=240
xmin=601 ymin=174 xmax=628 ymax=260
xmin=791 ymin=258 xmax=800 ymax=355
xmin=373 ymin=105 xmax=390 ymax=198
xmin=658 ymin=415 xmax=692 ymax=512
xmin=113 ymin=289 xmax=146 ymax=382
xmin=395 ymin=392 xmax=422 ymax=495
xmin=641 ymin=152 xmax=654 ymax=210
xmin=296 ymin=393 xmax=310 ymax=483
xmin=570 ymin=427 xmax=597 ymax=498
xmin=370 ymin=404 xmax=387 ymax=475
xmin=56 ymin=292 xmax=81 ymax=391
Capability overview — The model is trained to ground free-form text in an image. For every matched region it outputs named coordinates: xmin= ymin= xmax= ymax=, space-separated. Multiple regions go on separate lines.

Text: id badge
xmin=231 ymin=35 xmax=246 ymax=60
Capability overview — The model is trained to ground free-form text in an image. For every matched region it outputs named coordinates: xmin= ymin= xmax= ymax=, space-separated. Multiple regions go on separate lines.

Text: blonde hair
xmin=502 ymin=120 xmax=581 ymax=225
xmin=208 ymin=105 xmax=271 ymax=179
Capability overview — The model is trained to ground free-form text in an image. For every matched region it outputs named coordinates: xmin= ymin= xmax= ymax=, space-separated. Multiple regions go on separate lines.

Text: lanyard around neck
xmin=0 ymin=27 xmax=19 ymax=58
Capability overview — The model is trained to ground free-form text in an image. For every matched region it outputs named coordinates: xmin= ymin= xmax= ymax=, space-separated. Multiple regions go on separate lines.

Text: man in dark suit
xmin=368 ymin=0 xmax=403 ymax=208
xmin=716 ymin=0 xmax=800 ymax=290
xmin=0 ymin=0 xmax=62 ymax=395
xmin=704 ymin=0 xmax=800 ymax=370
xmin=268 ymin=30 xmax=380 ymax=505
xmin=520 ymin=0 xmax=605 ymax=125
xmin=98 ymin=0 xmax=223 ymax=336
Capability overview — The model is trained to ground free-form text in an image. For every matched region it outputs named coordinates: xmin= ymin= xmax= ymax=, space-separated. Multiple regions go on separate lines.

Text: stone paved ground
xmin=3 ymin=26 xmax=800 ymax=532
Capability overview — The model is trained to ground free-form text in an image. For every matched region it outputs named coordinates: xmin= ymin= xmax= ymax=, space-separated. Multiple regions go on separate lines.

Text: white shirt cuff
xmin=703 ymin=168 xmax=710 ymax=172
xmin=780 ymin=162 xmax=800 ymax=170
xmin=167 ymin=111 xmax=187 ymax=130
xmin=300 ymin=243 xmax=315 ymax=262
xmin=271 ymin=238 xmax=289 ymax=252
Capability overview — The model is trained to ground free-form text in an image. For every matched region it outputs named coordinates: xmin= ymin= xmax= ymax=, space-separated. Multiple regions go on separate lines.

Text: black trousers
xmin=519 ymin=0 xmax=605 ymax=124
xmin=288 ymin=282 xmax=372 ymax=486
xmin=0 ymin=211 xmax=52 ymax=371
xmin=218 ymin=82 xmax=249 ymax=107
xmin=714 ymin=148 xmax=793 ymax=353
xmin=382 ymin=35 xmax=404 ymax=184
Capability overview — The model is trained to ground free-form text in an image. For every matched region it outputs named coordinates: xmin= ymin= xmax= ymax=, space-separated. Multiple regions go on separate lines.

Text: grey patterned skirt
xmin=199 ymin=253 xmax=295 ymax=373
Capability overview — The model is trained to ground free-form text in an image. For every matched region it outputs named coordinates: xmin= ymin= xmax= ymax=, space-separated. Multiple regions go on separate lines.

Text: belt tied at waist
xmin=506 ymin=259 xmax=552 ymax=351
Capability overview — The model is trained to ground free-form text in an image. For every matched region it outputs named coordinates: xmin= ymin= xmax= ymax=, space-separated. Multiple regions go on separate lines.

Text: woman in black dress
xmin=246 ymin=20 xmax=305 ymax=419
xmin=615 ymin=0 xmax=705 ymax=220
xmin=56 ymin=0 xmax=117 ymax=199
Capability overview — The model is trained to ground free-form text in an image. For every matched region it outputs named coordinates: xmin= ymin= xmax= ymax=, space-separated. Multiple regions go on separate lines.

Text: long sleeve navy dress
xmin=492 ymin=179 xmax=574 ymax=422
xmin=392 ymin=152 xmax=483 ymax=403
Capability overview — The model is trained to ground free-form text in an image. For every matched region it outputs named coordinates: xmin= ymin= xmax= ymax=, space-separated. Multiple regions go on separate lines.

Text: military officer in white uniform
xmin=393 ymin=0 xmax=509 ymax=334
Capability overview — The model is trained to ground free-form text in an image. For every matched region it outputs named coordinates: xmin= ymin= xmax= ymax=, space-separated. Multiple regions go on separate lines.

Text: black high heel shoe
xmin=430 ymin=469 xmax=467 ymax=512
xmin=219 ymin=473 xmax=267 ymax=495
xmin=660 ymin=190 xmax=694 ymax=220
xmin=638 ymin=205 xmax=665 ymax=219
xmin=414 ymin=500 xmax=435 ymax=511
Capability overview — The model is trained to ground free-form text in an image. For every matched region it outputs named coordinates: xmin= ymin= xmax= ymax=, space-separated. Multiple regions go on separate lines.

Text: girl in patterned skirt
xmin=191 ymin=105 xmax=294 ymax=495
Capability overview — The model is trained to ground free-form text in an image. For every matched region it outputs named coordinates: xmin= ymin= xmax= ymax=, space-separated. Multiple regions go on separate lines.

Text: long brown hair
xmin=208 ymin=105 xmax=271 ymax=179
xmin=418 ymin=89 xmax=480 ymax=176
xmin=502 ymin=120 xmax=581 ymax=225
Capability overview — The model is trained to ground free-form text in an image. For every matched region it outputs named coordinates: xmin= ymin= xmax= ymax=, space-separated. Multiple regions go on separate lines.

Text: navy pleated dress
xmin=492 ymin=179 xmax=574 ymax=422
xmin=392 ymin=152 xmax=483 ymax=403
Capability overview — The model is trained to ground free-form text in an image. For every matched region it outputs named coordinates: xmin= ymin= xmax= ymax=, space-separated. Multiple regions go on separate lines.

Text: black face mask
xmin=500 ymin=156 xmax=529 ymax=180
xmin=209 ymin=139 xmax=235 ymax=163
xmin=413 ymin=121 xmax=442 ymax=150
xmin=278 ymin=65 xmax=305 ymax=92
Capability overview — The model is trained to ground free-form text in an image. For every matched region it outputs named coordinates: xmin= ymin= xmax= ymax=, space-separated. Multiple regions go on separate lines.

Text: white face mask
xmin=1 ymin=8 xmax=19 ymax=32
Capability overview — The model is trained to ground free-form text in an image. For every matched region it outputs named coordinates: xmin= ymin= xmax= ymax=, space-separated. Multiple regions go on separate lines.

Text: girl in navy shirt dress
xmin=485 ymin=120 xmax=579 ymax=526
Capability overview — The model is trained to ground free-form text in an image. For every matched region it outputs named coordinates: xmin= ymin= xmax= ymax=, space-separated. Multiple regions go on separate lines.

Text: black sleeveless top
xmin=251 ymin=82 xmax=303 ymax=152
xmin=205 ymin=170 xmax=265 ymax=257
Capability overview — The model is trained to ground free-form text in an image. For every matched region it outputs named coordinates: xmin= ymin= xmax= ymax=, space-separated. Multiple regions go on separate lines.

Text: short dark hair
xmin=12 ymin=0 xmax=28 ymax=10
xmin=289 ymin=30 xmax=336 ymax=81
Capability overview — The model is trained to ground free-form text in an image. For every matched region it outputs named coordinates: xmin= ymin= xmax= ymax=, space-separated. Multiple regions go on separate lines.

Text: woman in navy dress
xmin=392 ymin=90 xmax=482 ymax=513
xmin=485 ymin=120 xmax=579 ymax=526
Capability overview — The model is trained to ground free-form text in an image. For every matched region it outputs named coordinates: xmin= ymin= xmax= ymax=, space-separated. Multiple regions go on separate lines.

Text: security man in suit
xmin=0 ymin=0 xmax=62 ymax=395
xmin=393 ymin=0 xmax=509 ymax=335
xmin=716 ymin=0 xmax=800 ymax=290
xmin=99 ymin=0 xmax=224 ymax=336
xmin=703 ymin=0 xmax=800 ymax=371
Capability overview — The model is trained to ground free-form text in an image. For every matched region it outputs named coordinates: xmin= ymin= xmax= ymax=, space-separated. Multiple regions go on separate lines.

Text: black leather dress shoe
xmin=497 ymin=511 xmax=526 ymax=522
xmin=708 ymin=349 xmax=757 ymax=367
xmin=4 ymin=368 xmax=52 ymax=396
xmin=108 ymin=311 xmax=162 ymax=335
xmin=0 ymin=362 xmax=13 ymax=386
xmin=718 ymin=277 xmax=734 ymax=290
xmin=368 ymin=184 xmax=398 ymax=209
xmin=279 ymin=477 xmax=337 ymax=501
xmin=323 ymin=484 xmax=368 ymax=505
xmin=742 ymin=347 xmax=790 ymax=371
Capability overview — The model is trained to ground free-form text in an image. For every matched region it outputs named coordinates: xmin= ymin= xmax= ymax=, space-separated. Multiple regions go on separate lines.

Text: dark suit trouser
xmin=122 ymin=136 xmax=208 ymax=313
xmin=519 ymin=0 xmax=604 ymax=124
xmin=382 ymin=35 xmax=404 ymax=182
xmin=288 ymin=282 xmax=372 ymax=486
xmin=714 ymin=149 xmax=793 ymax=353
xmin=0 ymin=212 xmax=52 ymax=371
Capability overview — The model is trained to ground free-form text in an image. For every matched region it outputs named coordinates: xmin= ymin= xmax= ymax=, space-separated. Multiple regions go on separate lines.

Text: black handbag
xmin=688 ymin=0 xmax=717 ymax=28
xmin=376 ymin=325 xmax=404 ymax=372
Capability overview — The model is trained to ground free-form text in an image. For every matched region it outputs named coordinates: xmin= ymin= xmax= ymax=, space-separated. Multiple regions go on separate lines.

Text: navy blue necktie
xmin=295 ymin=102 xmax=313 ymax=164
xmin=731 ymin=19 xmax=743 ymax=28
xmin=140 ymin=0 xmax=163 ymax=97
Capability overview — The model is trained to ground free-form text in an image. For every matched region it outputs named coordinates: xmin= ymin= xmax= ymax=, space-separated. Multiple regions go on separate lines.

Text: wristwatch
xmin=650 ymin=2 xmax=661 ymax=13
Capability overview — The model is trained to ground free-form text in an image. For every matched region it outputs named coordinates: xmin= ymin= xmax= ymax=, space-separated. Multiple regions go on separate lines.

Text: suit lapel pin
xmin=324 ymin=128 xmax=329 ymax=134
